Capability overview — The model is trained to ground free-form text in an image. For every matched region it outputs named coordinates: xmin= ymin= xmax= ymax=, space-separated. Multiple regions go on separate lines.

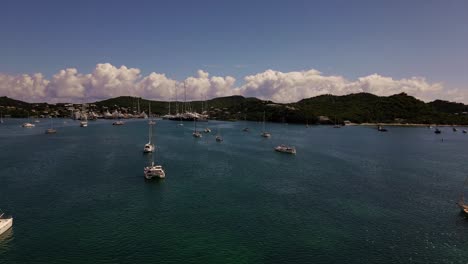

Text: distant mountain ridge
xmin=2 ymin=93 xmax=468 ymax=124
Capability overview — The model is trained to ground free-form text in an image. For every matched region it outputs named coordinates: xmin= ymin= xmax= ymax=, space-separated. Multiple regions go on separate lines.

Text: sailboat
xmin=80 ymin=103 xmax=88 ymax=127
xmin=144 ymin=124 xmax=165 ymax=179
xmin=215 ymin=126 xmax=223 ymax=142
xmin=377 ymin=124 xmax=388 ymax=132
xmin=22 ymin=112 xmax=35 ymax=128
xmin=0 ymin=209 xmax=13 ymax=236
xmin=45 ymin=117 xmax=57 ymax=134
xmin=242 ymin=114 xmax=249 ymax=132
xmin=113 ymin=112 xmax=125 ymax=126
xmin=193 ymin=117 xmax=202 ymax=138
xmin=261 ymin=111 xmax=271 ymax=138
xmin=144 ymin=103 xmax=155 ymax=153
xmin=0 ymin=111 xmax=4 ymax=124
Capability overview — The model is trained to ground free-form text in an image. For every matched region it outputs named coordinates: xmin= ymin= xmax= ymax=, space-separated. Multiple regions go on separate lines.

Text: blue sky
xmin=0 ymin=0 xmax=467 ymax=102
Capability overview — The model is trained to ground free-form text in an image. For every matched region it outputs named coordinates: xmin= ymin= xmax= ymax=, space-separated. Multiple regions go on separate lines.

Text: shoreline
xmin=355 ymin=123 xmax=466 ymax=127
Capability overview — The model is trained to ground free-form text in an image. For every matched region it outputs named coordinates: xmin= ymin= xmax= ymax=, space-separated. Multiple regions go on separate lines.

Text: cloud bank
xmin=0 ymin=63 xmax=463 ymax=104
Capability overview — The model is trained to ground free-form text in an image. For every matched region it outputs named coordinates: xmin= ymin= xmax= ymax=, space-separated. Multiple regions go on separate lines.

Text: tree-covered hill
xmin=2 ymin=93 xmax=468 ymax=125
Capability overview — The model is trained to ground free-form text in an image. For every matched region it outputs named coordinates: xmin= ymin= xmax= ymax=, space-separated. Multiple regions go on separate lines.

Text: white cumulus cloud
xmin=0 ymin=63 xmax=464 ymax=103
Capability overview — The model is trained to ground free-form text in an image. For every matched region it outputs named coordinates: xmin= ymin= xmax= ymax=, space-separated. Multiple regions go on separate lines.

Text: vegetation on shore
xmin=2 ymin=92 xmax=468 ymax=125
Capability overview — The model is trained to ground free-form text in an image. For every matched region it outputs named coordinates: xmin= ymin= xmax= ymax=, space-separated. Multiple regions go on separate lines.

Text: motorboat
xmin=377 ymin=125 xmax=388 ymax=132
xmin=112 ymin=120 xmax=125 ymax=126
xmin=45 ymin=128 xmax=57 ymax=134
xmin=274 ymin=145 xmax=296 ymax=154
xmin=22 ymin=123 xmax=35 ymax=128
xmin=204 ymin=128 xmax=211 ymax=133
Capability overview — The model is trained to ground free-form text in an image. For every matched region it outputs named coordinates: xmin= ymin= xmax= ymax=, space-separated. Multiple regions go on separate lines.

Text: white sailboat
xmin=22 ymin=112 xmax=35 ymax=128
xmin=193 ymin=117 xmax=202 ymax=138
xmin=261 ymin=111 xmax=271 ymax=138
xmin=0 ymin=210 xmax=13 ymax=236
xmin=45 ymin=117 xmax=57 ymax=134
xmin=148 ymin=103 xmax=156 ymax=125
xmin=144 ymin=123 xmax=165 ymax=179
xmin=0 ymin=111 xmax=4 ymax=124
xmin=80 ymin=103 xmax=88 ymax=127
xmin=144 ymin=103 xmax=155 ymax=153
xmin=215 ymin=126 xmax=223 ymax=142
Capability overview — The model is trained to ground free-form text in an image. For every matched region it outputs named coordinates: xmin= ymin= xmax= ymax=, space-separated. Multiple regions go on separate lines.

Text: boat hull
xmin=0 ymin=218 xmax=13 ymax=236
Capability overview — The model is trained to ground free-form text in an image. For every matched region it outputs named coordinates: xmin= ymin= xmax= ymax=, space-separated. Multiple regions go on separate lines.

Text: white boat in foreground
xmin=0 ymin=212 xmax=13 ymax=236
xmin=144 ymin=162 xmax=165 ymax=179
xmin=275 ymin=145 xmax=296 ymax=154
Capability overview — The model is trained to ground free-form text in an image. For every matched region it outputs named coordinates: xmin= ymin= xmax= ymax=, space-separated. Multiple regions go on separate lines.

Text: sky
xmin=0 ymin=0 xmax=467 ymax=103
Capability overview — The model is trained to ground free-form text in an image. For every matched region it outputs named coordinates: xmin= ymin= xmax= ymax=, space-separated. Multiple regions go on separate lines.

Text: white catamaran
xmin=144 ymin=122 xmax=165 ymax=179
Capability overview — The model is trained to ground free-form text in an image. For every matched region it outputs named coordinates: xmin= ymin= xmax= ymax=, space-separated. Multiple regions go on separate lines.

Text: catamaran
xmin=0 ymin=210 xmax=13 ymax=236
xmin=143 ymin=123 xmax=165 ymax=179
xmin=261 ymin=111 xmax=271 ymax=138
xmin=275 ymin=144 xmax=296 ymax=154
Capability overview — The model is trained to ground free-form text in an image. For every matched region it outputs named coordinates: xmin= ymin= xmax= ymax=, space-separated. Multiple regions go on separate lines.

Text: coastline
xmin=355 ymin=123 xmax=466 ymax=127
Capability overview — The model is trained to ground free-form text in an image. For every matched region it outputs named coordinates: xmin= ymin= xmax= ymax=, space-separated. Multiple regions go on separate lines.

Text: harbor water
xmin=1 ymin=119 xmax=468 ymax=263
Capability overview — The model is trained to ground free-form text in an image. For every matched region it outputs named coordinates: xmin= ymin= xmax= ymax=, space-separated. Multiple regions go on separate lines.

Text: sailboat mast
xmin=149 ymin=103 xmax=152 ymax=143
xmin=263 ymin=111 xmax=266 ymax=132
xmin=137 ymin=98 xmax=140 ymax=114
xmin=184 ymin=81 xmax=187 ymax=113
xmin=175 ymin=82 xmax=178 ymax=114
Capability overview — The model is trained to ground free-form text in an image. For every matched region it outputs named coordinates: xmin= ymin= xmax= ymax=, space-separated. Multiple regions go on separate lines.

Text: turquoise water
xmin=1 ymin=119 xmax=468 ymax=263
